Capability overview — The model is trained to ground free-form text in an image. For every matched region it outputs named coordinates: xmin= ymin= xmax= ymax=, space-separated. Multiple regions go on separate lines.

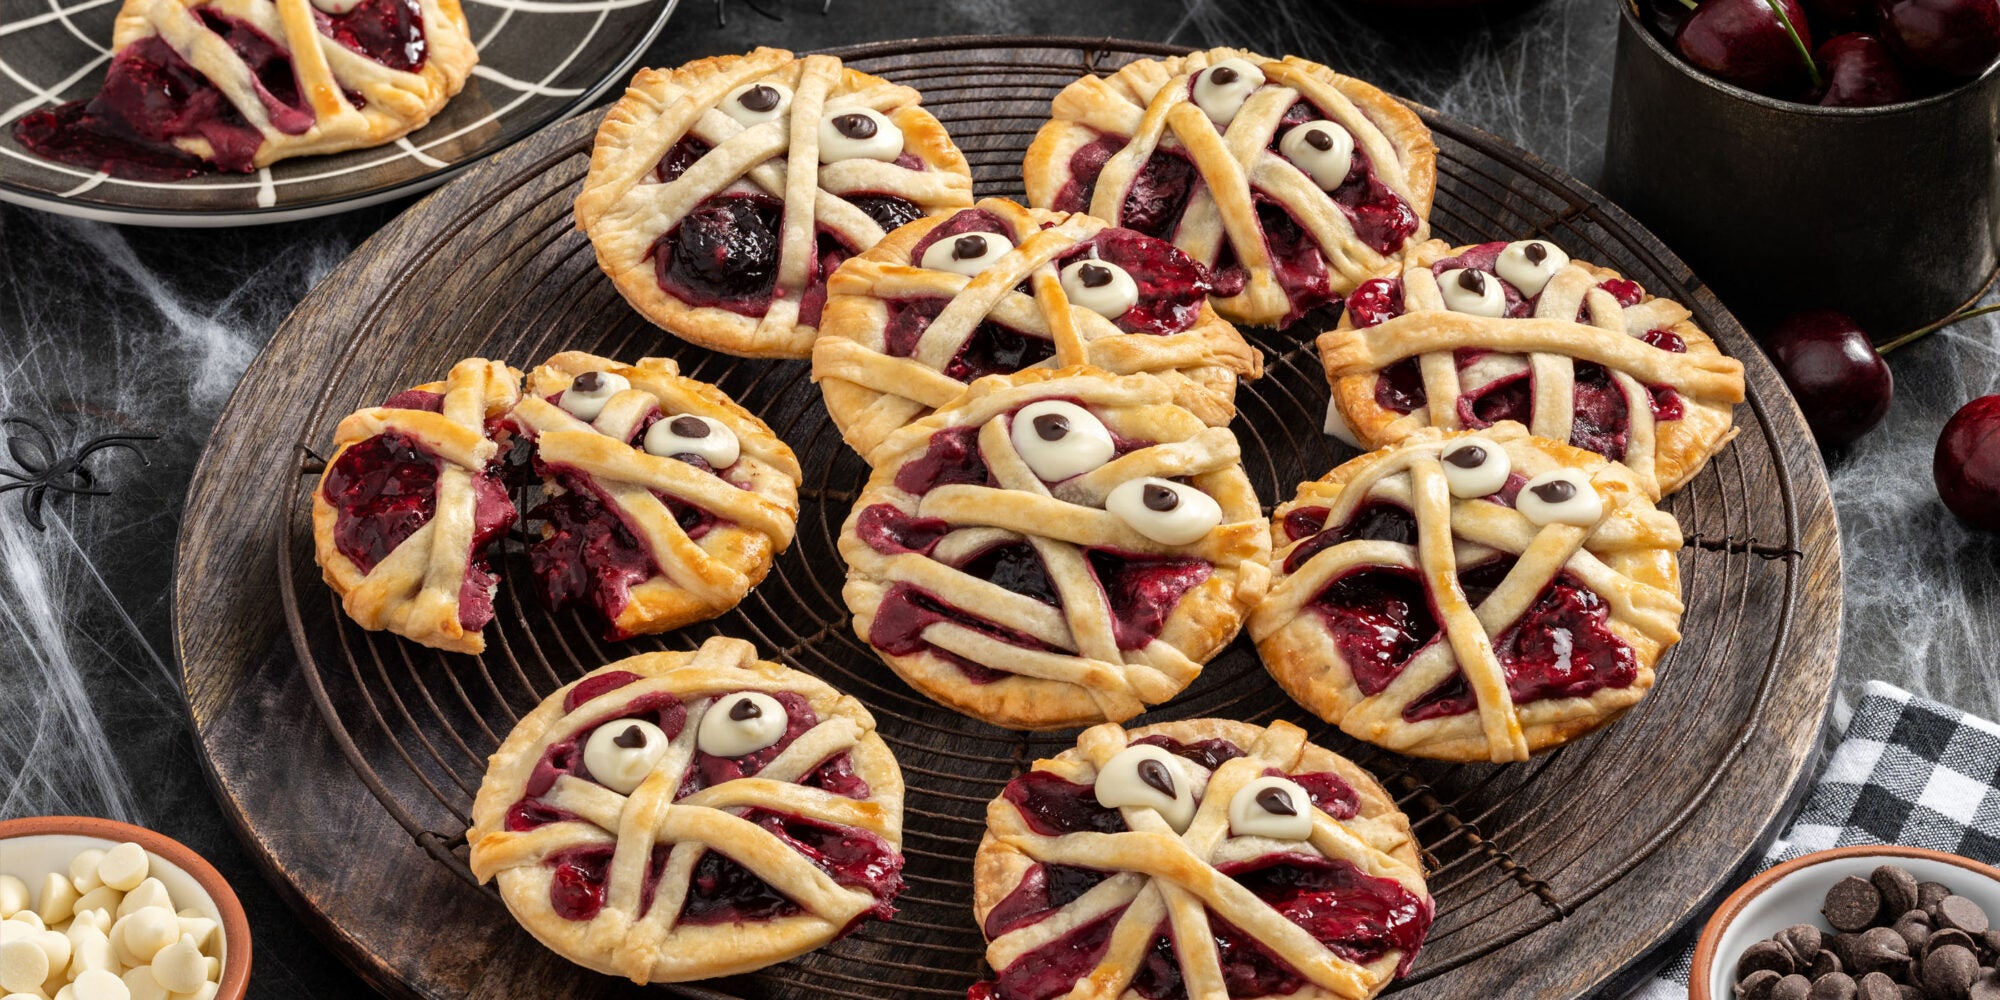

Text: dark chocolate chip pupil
xmin=1077 ymin=263 xmax=1114 ymax=288
xmin=1256 ymin=787 xmax=1298 ymax=816
xmin=1458 ymin=269 xmax=1488 ymax=293
xmin=669 ymin=415 xmax=710 ymax=438
xmin=952 ymin=235 xmax=988 ymax=261
xmin=1210 ymin=66 xmax=1238 ymax=85
xmin=833 ymin=113 xmax=878 ymax=139
xmin=573 ymin=372 xmax=604 ymax=393
xmin=1531 ymin=480 xmax=1576 ymax=504
xmin=1524 ymin=242 xmax=1549 ymax=264
xmin=1033 ymin=413 xmax=1069 ymax=441
xmin=612 ymin=725 xmax=646 ymax=749
xmin=739 ymin=85 xmax=780 ymax=112
xmin=1136 ymin=759 xmax=1176 ymax=797
xmin=1142 ymin=484 xmax=1180 ymax=512
xmin=1444 ymin=445 xmax=1487 ymax=469
xmin=1304 ymin=128 xmax=1334 ymax=152
xmin=728 ymin=698 xmax=762 ymax=721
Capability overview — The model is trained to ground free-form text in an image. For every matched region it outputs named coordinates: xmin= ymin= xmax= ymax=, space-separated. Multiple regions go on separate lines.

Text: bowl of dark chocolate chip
xmin=1692 ymin=846 xmax=2000 ymax=1000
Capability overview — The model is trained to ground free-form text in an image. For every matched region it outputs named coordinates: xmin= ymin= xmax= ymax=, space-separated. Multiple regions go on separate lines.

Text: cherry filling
xmin=316 ymin=0 xmax=426 ymax=72
xmin=848 ymin=194 xmax=925 ymax=233
xmin=865 ymin=584 xmax=1058 ymax=684
xmin=1057 ymin=229 xmax=1212 ymax=336
xmin=881 ymin=297 xmax=1054 ymax=383
xmin=1054 ymin=138 xmax=1197 ymax=243
xmin=14 ymin=36 xmax=263 ymax=178
xmin=1310 ymin=568 xmax=1439 ymax=696
xmin=1344 ymin=277 xmax=1404 ymax=328
xmin=748 ymin=810 xmax=902 ymax=915
xmin=1130 ymin=924 xmax=1185 ymax=1000
xmin=855 ymin=503 xmax=951 ymax=556
xmin=654 ymin=195 xmax=783 ymax=315
xmin=990 ymin=905 xmax=1127 ymax=1000
xmin=545 ymin=845 xmax=615 ymax=921
xmin=1373 ymin=357 xmax=1427 ymax=414
xmin=324 ymin=433 xmax=439 ymax=573
xmin=892 ymin=425 xmax=993 ymax=495
xmin=1001 ymin=771 xmax=1126 ymax=836
xmin=677 ymin=691 xmax=825 ymax=797
xmin=1282 ymin=500 xmax=1417 ymax=574
xmin=654 ymin=136 xmax=711 ymax=182
xmin=1270 ymin=101 xmax=1418 ymax=258
xmin=1129 ymin=734 xmax=1246 ymax=772
xmin=1570 ymin=362 xmax=1632 ymax=461
xmin=1250 ymin=198 xmax=1336 ymax=325
xmin=1087 ymin=551 xmax=1212 ymax=650
xmin=1219 ymin=853 xmax=1432 ymax=977
xmin=964 ymin=543 xmax=1060 ymax=604
xmin=1286 ymin=769 xmax=1361 ymax=820
xmin=681 ymin=850 xmax=798 ymax=924
xmin=798 ymin=230 xmax=851 ymax=329
xmin=195 ymin=9 xmax=313 ymax=135
xmin=983 ymin=863 xmax=1112 ymax=937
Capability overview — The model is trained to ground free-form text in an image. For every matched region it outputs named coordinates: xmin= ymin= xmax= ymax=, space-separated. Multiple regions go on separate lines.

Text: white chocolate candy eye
xmin=1494 ymin=240 xmax=1570 ymax=298
xmin=818 ymin=108 xmax=903 ymax=163
xmin=1095 ymin=744 xmax=1197 ymax=833
xmin=643 ymin=414 xmax=739 ymax=469
xmin=1439 ymin=436 xmax=1511 ymax=498
xmin=1228 ymin=776 xmax=1313 ymax=840
xmin=1518 ymin=469 xmax=1603 ymax=527
xmin=920 ymin=230 xmax=1012 ymax=276
xmin=309 ymin=0 xmax=363 ymax=13
xmin=1059 ymin=258 xmax=1139 ymax=319
xmin=1010 ymin=400 xmax=1115 ymax=481
xmin=1107 ymin=477 xmax=1222 ymax=546
xmin=1436 ymin=268 xmax=1507 ymax=317
xmin=582 ymin=719 xmax=668 ymax=796
xmin=724 ymin=82 xmax=792 ymax=126
xmin=697 ymin=692 xmax=787 ymax=757
xmin=1191 ymin=57 xmax=1266 ymax=126
xmin=559 ymin=370 xmax=630 ymax=421
xmin=1278 ymin=122 xmax=1355 ymax=190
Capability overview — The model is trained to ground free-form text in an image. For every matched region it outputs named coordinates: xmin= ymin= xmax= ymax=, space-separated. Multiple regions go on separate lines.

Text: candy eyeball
xmin=1494 ymin=240 xmax=1570 ymax=299
xmin=643 ymin=413 xmax=740 ymax=469
xmin=1518 ymin=469 xmax=1603 ymax=527
xmin=1107 ymin=477 xmax=1222 ymax=546
xmin=818 ymin=107 xmax=903 ymax=163
xmin=1439 ymin=436 xmax=1511 ymax=499
xmin=1278 ymin=122 xmax=1356 ymax=191
xmin=697 ymin=692 xmax=787 ymax=757
xmin=582 ymin=719 xmax=669 ymax=795
xmin=559 ymin=370 xmax=632 ymax=421
xmin=1095 ymin=744 xmax=1197 ymax=833
xmin=920 ymin=230 xmax=1013 ymax=277
xmin=1192 ymin=57 xmax=1266 ymax=126
xmin=724 ymin=82 xmax=792 ymax=126
xmin=1436 ymin=268 xmax=1507 ymax=317
xmin=1228 ymin=776 xmax=1313 ymax=840
xmin=1059 ymin=257 xmax=1139 ymax=319
xmin=1009 ymin=400 xmax=1115 ymax=481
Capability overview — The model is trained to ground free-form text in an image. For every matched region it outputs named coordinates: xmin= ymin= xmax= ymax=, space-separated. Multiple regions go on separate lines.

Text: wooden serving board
xmin=172 ymin=35 xmax=1843 ymax=1000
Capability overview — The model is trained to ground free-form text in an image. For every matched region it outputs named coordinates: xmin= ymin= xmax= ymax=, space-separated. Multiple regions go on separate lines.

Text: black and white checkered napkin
xmin=1628 ymin=681 xmax=2000 ymax=999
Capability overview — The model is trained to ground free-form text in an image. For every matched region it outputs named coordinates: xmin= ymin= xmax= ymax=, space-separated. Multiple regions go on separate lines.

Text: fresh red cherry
xmin=1764 ymin=309 xmax=1893 ymax=446
xmin=1877 ymin=0 xmax=2000 ymax=80
xmin=1935 ymin=395 xmax=2000 ymax=532
xmin=1815 ymin=33 xmax=1913 ymax=104
xmin=1676 ymin=0 xmax=1819 ymax=97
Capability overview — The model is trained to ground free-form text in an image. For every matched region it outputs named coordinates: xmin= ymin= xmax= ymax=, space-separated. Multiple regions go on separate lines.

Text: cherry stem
xmin=1675 ymin=0 xmax=1697 ymax=9
xmin=1764 ymin=0 xmax=1823 ymax=90
xmin=1877 ymin=302 xmax=2000 ymax=354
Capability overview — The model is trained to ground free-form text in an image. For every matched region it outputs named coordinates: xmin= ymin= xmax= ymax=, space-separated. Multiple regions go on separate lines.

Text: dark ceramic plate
xmin=0 ymin=0 xmax=675 ymax=225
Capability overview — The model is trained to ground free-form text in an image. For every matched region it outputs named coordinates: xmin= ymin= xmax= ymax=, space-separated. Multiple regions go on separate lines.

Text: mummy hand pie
xmin=1023 ymin=48 xmax=1437 ymax=328
xmin=468 ymin=636 xmax=905 ymax=983
xmin=1250 ymin=424 xmax=1684 ymax=763
xmin=970 ymin=719 xmax=1432 ymax=1000
xmin=574 ymin=48 xmax=976 ymax=359
xmin=13 ymin=0 xmax=476 ymax=177
xmin=313 ymin=357 xmax=520 ymax=654
xmin=507 ymin=352 xmax=802 ymax=640
xmin=1319 ymin=239 xmax=1747 ymax=499
xmin=811 ymin=196 xmax=1263 ymax=461
xmin=837 ymin=367 xmax=1271 ymax=730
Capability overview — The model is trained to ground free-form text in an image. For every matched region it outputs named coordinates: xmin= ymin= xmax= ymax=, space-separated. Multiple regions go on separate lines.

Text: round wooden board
xmin=173 ymin=36 xmax=1843 ymax=1000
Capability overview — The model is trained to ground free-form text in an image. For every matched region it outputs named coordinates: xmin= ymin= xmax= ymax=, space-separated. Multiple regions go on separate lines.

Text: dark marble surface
xmin=0 ymin=1 xmax=1994 ymax=997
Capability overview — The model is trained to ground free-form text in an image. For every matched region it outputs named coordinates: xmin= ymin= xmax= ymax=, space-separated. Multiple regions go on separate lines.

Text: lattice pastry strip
xmin=839 ymin=367 xmax=1270 ymax=730
xmin=812 ymin=196 xmax=1261 ymax=462
xmin=1251 ymin=424 xmax=1684 ymax=764
xmin=469 ymin=636 xmax=906 ymax=984
xmin=972 ymin=719 xmax=1432 ymax=1000
xmin=1320 ymin=239 xmax=1747 ymax=499
xmin=1024 ymin=48 xmax=1437 ymax=328
xmin=576 ymin=48 xmax=974 ymax=359
xmin=312 ymin=356 xmax=519 ymax=654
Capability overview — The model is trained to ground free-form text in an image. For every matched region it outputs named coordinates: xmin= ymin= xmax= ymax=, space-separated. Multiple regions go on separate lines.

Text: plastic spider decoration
xmin=0 ymin=417 xmax=158 ymax=531
xmin=716 ymin=0 xmax=830 ymax=27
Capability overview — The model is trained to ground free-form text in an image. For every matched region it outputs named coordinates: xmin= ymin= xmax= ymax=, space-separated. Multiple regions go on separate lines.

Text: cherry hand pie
xmin=811 ymin=196 xmax=1263 ymax=462
xmin=468 ymin=636 xmax=905 ymax=983
xmin=1319 ymin=239 xmax=1747 ymax=499
xmin=1250 ymin=424 xmax=1684 ymax=763
xmin=312 ymin=356 xmax=519 ymax=654
xmin=508 ymin=352 xmax=802 ymax=640
xmin=575 ymin=48 xmax=976 ymax=359
xmin=838 ymin=367 xmax=1271 ymax=730
xmin=970 ymin=718 xmax=1432 ymax=1000
xmin=1023 ymin=48 xmax=1436 ymax=329
xmin=13 ymin=0 xmax=477 ymax=179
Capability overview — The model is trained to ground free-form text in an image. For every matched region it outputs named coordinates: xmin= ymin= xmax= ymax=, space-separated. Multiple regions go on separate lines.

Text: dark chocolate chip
xmin=1826 ymin=877 xmax=1887 ymax=932
xmin=952 ymin=234 xmax=988 ymax=261
xmin=668 ymin=415 xmax=710 ymax=438
xmin=1968 ymin=967 xmax=2000 ymax=1000
xmin=1923 ymin=945 xmax=1978 ymax=1000
xmin=1303 ymin=127 xmax=1334 ymax=152
xmin=1836 ymin=933 xmax=1867 ymax=968
xmin=1443 ymin=444 xmax=1488 ymax=469
xmin=1932 ymin=929 xmax=1980 ymax=959
xmin=1782 ymin=926 xmax=1828 ymax=965
xmin=1811 ymin=950 xmax=1846 ymax=980
xmin=1255 ymin=787 xmax=1297 ymax=816
xmin=1745 ymin=940 xmax=1801 ymax=979
xmin=1921 ymin=883 xmax=1955 ymax=913
xmin=1209 ymin=66 xmax=1238 ymax=85
xmin=1856 ymin=927 xmax=1912 ymax=974
xmin=1898 ymin=911 xmax=1936 ymax=953
xmin=1524 ymin=241 xmax=1549 ymax=264
xmin=1874 ymin=867 xmax=1922 ymax=921
xmin=728 ymin=697 xmax=762 ymax=721
xmin=737 ymin=84 xmax=780 ymax=112
xmin=1136 ymin=758 xmax=1176 ymax=797
xmin=1899 ymin=985 xmax=1926 ymax=1000
xmin=612 ymin=724 xmax=646 ymax=749
xmin=1530 ymin=479 xmax=1577 ymax=505
xmin=1858 ymin=972 xmax=1904 ymax=1000
xmin=572 ymin=371 xmax=604 ymax=393
xmin=832 ymin=112 xmax=878 ymax=140
xmin=1142 ymin=484 xmax=1180 ymax=512
xmin=1811 ymin=972 xmax=1858 ymax=1000
xmin=1939 ymin=898 xmax=1991 ymax=936
xmin=1457 ymin=268 xmax=1488 ymax=293
xmin=1774 ymin=974 xmax=1814 ymax=1000
xmin=1981 ymin=929 xmax=2000 ymax=958
xmin=1033 ymin=413 xmax=1069 ymax=441
xmin=1076 ymin=262 xmax=1114 ymax=288
xmin=1741 ymin=969 xmax=1784 ymax=1000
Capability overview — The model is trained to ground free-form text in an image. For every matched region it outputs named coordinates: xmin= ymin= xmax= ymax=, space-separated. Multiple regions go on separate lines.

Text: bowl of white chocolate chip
xmin=0 ymin=816 xmax=248 ymax=1000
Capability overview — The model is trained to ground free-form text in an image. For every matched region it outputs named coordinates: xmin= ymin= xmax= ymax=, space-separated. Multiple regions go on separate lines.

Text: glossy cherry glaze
xmin=655 ymin=195 xmax=784 ymax=315
xmin=1220 ymin=853 xmax=1432 ymax=976
xmin=317 ymin=0 xmax=427 ymax=72
xmin=1056 ymin=228 xmax=1215 ymax=336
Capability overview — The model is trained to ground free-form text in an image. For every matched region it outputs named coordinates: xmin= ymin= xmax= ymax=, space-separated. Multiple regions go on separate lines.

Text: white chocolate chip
xmin=147 ymin=938 xmax=203 ymax=995
xmin=1106 ymin=477 xmax=1223 ymax=547
xmin=580 ymin=718 xmax=670 ymax=796
xmin=1278 ymin=121 xmax=1356 ymax=190
xmin=1438 ymin=436 xmax=1512 ymax=499
xmin=1094 ymin=745 xmax=1197 ymax=833
xmin=67 ymin=853 xmax=105 ymax=897
xmin=0 ymin=939 xmax=50 ymax=994
xmin=121 ymin=968 xmax=167 ymax=1000
xmin=1494 ymin=240 xmax=1570 ymax=298
xmin=70 ymin=910 xmax=109 ymax=934
xmin=1191 ymin=57 xmax=1265 ymax=126
xmin=695 ymin=692 xmax=787 ymax=758
xmin=34 ymin=876 xmax=77 ymax=929
xmin=68 ymin=890 xmax=117 ymax=924
xmin=170 ymin=986 xmax=216 ymax=1000
xmin=69 ymin=969 xmax=126 ymax=1000
xmin=1009 ymin=400 xmax=1115 ymax=482
xmin=202 ymin=956 xmax=219 ymax=981
xmin=919 ymin=230 xmax=1011 ymax=277
xmin=114 ymin=883 xmax=166 ymax=921
xmin=1517 ymin=469 xmax=1603 ymax=527
xmin=168 ymin=919 xmax=212 ymax=955
xmin=0 ymin=878 xmax=26 ymax=919
xmin=65 ymin=921 xmax=111 ymax=979
xmin=94 ymin=846 xmax=146 ymax=894
xmin=1058 ymin=258 xmax=1139 ymax=319
xmin=557 ymin=370 xmax=630 ymax=422
xmin=32 ymin=933 xmax=69 ymax=980
xmin=111 ymin=911 xmax=175 ymax=967
xmin=643 ymin=414 xmax=739 ymax=469
xmin=1436 ymin=268 xmax=1507 ymax=317
xmin=3 ymin=914 xmax=43 ymax=938
xmin=1228 ymin=776 xmax=1314 ymax=840
xmin=1 ymin=992 xmax=45 ymax=1000
xmin=817 ymin=107 xmax=903 ymax=163
xmin=722 ymin=81 xmax=792 ymax=127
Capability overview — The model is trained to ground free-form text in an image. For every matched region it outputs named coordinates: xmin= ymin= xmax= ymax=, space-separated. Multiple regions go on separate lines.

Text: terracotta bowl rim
xmin=0 ymin=814 xmax=252 ymax=1000
xmin=1688 ymin=845 xmax=2000 ymax=1000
